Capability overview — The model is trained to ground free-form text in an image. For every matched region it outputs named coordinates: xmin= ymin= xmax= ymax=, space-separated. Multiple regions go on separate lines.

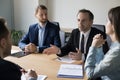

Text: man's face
xmin=35 ymin=9 xmax=48 ymax=24
xmin=3 ymin=33 xmax=12 ymax=57
xmin=77 ymin=12 xmax=93 ymax=33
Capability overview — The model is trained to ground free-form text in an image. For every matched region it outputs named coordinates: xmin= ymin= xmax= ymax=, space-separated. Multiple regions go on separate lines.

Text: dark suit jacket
xmin=0 ymin=58 xmax=21 ymax=80
xmin=19 ymin=21 xmax=61 ymax=52
xmin=57 ymin=27 xmax=109 ymax=59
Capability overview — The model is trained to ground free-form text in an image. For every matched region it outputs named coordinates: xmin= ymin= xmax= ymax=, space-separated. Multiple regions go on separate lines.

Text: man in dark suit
xmin=0 ymin=17 xmax=37 ymax=80
xmin=19 ymin=5 xmax=61 ymax=53
xmin=43 ymin=9 xmax=109 ymax=61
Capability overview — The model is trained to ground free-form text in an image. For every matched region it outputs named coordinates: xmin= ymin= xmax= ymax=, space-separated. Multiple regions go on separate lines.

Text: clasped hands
xmin=91 ymin=34 xmax=106 ymax=47
xmin=24 ymin=43 xmax=37 ymax=53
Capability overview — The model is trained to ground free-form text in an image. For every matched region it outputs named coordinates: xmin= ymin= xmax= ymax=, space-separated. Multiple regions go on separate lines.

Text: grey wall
xmin=1 ymin=0 xmax=119 ymax=33
xmin=0 ymin=0 xmax=14 ymax=29
xmin=46 ymin=0 xmax=120 ymax=29
xmin=13 ymin=0 xmax=38 ymax=33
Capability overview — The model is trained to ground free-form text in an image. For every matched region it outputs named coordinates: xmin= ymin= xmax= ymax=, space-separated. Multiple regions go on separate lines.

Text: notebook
xmin=57 ymin=64 xmax=83 ymax=78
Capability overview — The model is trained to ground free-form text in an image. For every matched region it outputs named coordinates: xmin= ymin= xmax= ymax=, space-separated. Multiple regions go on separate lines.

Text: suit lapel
xmin=76 ymin=31 xmax=80 ymax=48
xmin=43 ymin=23 xmax=49 ymax=45
xmin=86 ymin=28 xmax=94 ymax=54
xmin=34 ymin=25 xmax=39 ymax=45
xmin=73 ymin=29 xmax=80 ymax=49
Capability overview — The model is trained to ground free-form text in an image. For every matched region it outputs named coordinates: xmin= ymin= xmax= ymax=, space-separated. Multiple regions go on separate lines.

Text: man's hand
xmin=25 ymin=43 xmax=37 ymax=53
xmin=68 ymin=48 xmax=82 ymax=60
xmin=43 ymin=44 xmax=60 ymax=55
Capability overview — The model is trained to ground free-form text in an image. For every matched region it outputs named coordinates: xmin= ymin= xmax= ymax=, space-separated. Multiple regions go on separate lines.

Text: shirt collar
xmin=38 ymin=22 xmax=47 ymax=30
xmin=80 ymin=29 xmax=91 ymax=38
xmin=38 ymin=22 xmax=47 ymax=28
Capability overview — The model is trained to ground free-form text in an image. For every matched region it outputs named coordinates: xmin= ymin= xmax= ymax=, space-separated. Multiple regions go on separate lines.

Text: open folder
xmin=57 ymin=64 xmax=83 ymax=78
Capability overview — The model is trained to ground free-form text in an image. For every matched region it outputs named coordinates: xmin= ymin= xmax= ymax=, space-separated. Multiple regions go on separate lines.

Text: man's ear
xmin=0 ymin=38 xmax=7 ymax=48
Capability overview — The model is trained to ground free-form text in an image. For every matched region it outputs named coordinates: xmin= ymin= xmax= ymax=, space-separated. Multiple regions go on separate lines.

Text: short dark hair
xmin=35 ymin=4 xmax=47 ymax=14
xmin=108 ymin=6 xmax=120 ymax=42
xmin=77 ymin=9 xmax=94 ymax=20
xmin=0 ymin=17 xmax=9 ymax=40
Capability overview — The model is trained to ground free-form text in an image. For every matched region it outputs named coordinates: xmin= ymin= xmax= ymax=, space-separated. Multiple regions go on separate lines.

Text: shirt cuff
xmin=57 ymin=49 xmax=61 ymax=54
xmin=37 ymin=46 xmax=39 ymax=52
xmin=28 ymin=77 xmax=37 ymax=80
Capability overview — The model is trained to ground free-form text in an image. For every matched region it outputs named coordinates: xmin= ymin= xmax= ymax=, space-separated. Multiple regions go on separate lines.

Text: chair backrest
xmin=51 ymin=21 xmax=65 ymax=47
xmin=59 ymin=30 xmax=65 ymax=47
xmin=92 ymin=24 xmax=105 ymax=32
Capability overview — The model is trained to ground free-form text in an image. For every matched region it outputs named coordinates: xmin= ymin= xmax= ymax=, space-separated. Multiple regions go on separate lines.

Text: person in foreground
xmin=19 ymin=4 xmax=61 ymax=53
xmin=43 ymin=9 xmax=109 ymax=61
xmin=0 ymin=17 xmax=37 ymax=80
xmin=84 ymin=6 xmax=120 ymax=80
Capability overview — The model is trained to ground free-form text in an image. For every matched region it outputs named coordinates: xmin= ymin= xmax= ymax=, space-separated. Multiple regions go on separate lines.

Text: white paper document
xmin=11 ymin=50 xmax=22 ymax=54
xmin=11 ymin=50 xmax=27 ymax=58
xmin=37 ymin=75 xmax=47 ymax=80
xmin=56 ymin=55 xmax=75 ymax=63
xmin=57 ymin=64 xmax=83 ymax=78
xmin=21 ymin=74 xmax=47 ymax=80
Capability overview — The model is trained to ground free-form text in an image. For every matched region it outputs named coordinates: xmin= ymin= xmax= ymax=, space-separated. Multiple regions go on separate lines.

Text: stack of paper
xmin=57 ymin=64 xmax=83 ymax=78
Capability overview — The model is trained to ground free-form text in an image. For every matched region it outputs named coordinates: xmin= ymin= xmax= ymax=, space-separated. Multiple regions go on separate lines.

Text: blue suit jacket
xmin=19 ymin=21 xmax=61 ymax=52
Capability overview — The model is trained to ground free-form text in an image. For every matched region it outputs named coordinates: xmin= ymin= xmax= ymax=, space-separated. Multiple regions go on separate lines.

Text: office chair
xmin=51 ymin=21 xmax=65 ymax=47
xmin=92 ymin=24 xmax=105 ymax=32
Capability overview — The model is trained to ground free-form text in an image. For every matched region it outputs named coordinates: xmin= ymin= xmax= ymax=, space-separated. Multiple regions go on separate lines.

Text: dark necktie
xmin=81 ymin=34 xmax=84 ymax=53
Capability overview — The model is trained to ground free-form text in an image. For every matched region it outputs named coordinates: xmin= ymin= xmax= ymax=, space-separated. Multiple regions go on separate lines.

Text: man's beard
xmin=40 ymin=20 xmax=47 ymax=24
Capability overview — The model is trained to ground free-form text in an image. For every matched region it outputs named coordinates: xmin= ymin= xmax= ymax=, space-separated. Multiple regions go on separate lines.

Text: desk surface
xmin=5 ymin=46 xmax=87 ymax=80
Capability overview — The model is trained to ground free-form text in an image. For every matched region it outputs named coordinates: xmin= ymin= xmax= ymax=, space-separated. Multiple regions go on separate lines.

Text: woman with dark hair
xmin=85 ymin=6 xmax=120 ymax=80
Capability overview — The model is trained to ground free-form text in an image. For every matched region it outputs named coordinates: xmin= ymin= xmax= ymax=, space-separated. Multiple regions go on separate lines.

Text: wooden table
xmin=5 ymin=46 xmax=87 ymax=80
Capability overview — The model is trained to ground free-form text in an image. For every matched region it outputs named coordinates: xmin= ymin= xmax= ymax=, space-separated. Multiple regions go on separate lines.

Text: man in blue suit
xmin=19 ymin=5 xmax=61 ymax=53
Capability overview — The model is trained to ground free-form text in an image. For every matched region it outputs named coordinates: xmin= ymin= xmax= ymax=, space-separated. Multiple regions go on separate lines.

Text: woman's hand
xmin=92 ymin=34 xmax=106 ymax=47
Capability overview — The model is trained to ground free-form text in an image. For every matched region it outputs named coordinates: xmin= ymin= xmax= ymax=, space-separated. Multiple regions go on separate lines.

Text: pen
xmin=52 ymin=57 xmax=61 ymax=61
xmin=57 ymin=57 xmax=61 ymax=61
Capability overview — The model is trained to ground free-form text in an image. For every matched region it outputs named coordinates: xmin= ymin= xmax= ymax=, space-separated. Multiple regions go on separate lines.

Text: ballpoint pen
xmin=57 ymin=57 xmax=62 ymax=61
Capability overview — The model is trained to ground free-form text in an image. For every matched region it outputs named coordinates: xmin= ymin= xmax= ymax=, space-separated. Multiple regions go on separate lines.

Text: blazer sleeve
xmin=57 ymin=29 xmax=77 ymax=57
xmin=18 ymin=26 xmax=31 ymax=50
